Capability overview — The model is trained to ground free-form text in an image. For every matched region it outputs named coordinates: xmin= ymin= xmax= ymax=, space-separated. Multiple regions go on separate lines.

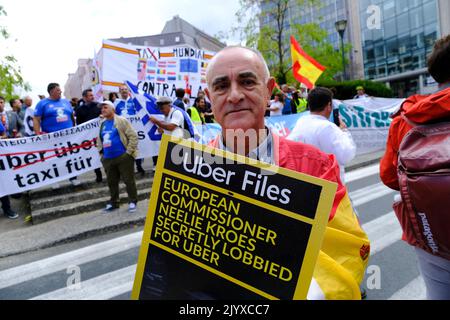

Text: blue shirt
xmin=101 ymin=119 xmax=126 ymax=159
xmin=114 ymin=98 xmax=137 ymax=116
xmin=0 ymin=122 xmax=4 ymax=135
xmin=34 ymin=98 xmax=74 ymax=133
xmin=282 ymin=98 xmax=292 ymax=115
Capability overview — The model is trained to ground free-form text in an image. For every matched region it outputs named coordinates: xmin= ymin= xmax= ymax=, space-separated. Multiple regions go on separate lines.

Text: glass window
xmin=423 ymin=0 xmax=437 ymax=24
xmin=377 ymin=64 xmax=387 ymax=77
xmin=411 ymin=51 xmax=426 ymax=69
xmin=396 ymin=12 xmax=410 ymax=35
xmin=409 ymin=0 xmax=422 ymax=9
xmin=398 ymin=36 xmax=411 ymax=55
xmin=374 ymin=43 xmax=386 ymax=58
xmin=399 ymin=55 xmax=413 ymax=73
xmin=367 ymin=66 xmax=376 ymax=78
xmin=388 ymin=62 xmax=399 ymax=75
xmin=365 ymin=47 xmax=375 ymax=62
xmin=409 ymin=7 xmax=423 ymax=29
xmin=384 ymin=18 xmax=397 ymax=39
xmin=383 ymin=0 xmax=396 ymax=19
xmin=424 ymin=24 xmax=438 ymax=49
xmin=386 ymin=38 xmax=399 ymax=57
xmin=395 ymin=0 xmax=409 ymax=14
xmin=373 ymin=28 xmax=383 ymax=41
xmin=410 ymin=28 xmax=425 ymax=50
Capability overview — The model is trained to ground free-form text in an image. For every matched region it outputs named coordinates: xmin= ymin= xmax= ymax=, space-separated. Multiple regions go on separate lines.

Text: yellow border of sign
xmin=131 ymin=135 xmax=337 ymax=300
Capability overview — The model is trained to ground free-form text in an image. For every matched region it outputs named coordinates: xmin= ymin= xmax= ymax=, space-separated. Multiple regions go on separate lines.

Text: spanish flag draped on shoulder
xmin=290 ymin=35 xmax=326 ymax=89
xmin=274 ymin=136 xmax=370 ymax=300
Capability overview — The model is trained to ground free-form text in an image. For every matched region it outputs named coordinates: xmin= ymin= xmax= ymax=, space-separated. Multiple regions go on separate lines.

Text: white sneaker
xmin=103 ymin=203 xmax=118 ymax=213
xmin=70 ymin=179 xmax=81 ymax=186
xmin=128 ymin=202 xmax=137 ymax=213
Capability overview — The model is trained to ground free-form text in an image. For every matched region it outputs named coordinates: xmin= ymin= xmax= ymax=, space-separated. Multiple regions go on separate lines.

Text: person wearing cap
xmin=354 ymin=86 xmax=369 ymax=99
xmin=97 ymin=100 xmax=139 ymax=213
xmin=149 ymin=96 xmax=187 ymax=139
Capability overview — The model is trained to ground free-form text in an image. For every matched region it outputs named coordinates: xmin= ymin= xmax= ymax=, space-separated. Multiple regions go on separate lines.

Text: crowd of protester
xmin=1 ymin=31 xmax=449 ymax=301
xmin=0 ymin=81 xmax=365 ymax=220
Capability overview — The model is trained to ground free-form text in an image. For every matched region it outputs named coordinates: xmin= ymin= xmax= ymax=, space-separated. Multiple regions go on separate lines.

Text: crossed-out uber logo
xmin=367 ymin=4 xmax=382 ymax=30
xmin=67 ymin=265 xmax=81 ymax=290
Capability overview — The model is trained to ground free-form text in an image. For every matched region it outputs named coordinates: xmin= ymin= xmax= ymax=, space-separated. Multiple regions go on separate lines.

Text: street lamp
xmin=335 ymin=19 xmax=348 ymax=81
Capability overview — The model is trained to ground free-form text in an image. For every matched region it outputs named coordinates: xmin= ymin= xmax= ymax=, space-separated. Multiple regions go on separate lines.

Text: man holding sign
xmin=203 ymin=46 xmax=369 ymax=299
xmin=132 ymin=47 xmax=370 ymax=301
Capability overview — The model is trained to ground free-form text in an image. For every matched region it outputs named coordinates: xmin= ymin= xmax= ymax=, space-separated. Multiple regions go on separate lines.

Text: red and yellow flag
xmin=290 ymin=35 xmax=326 ymax=89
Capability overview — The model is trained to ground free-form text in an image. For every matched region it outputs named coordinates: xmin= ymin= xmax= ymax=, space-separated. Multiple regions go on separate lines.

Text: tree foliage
xmin=0 ymin=5 xmax=30 ymax=100
xmin=233 ymin=0 xmax=350 ymax=85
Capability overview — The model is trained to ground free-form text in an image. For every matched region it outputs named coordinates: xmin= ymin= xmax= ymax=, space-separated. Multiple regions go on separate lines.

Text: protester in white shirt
xmin=267 ymin=92 xmax=284 ymax=117
xmin=149 ymin=96 xmax=186 ymax=139
xmin=287 ymin=87 xmax=356 ymax=183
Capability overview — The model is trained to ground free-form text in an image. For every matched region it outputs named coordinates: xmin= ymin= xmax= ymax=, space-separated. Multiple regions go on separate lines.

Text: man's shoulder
xmin=278 ymin=135 xmax=336 ymax=174
xmin=35 ymin=98 xmax=49 ymax=108
xmin=114 ymin=99 xmax=124 ymax=106
xmin=279 ymin=136 xmax=330 ymax=158
xmin=172 ymin=108 xmax=184 ymax=117
xmin=114 ymin=115 xmax=128 ymax=123
xmin=6 ymin=110 xmax=17 ymax=119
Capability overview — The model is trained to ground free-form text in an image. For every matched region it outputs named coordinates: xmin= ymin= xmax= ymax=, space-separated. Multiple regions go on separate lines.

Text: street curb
xmin=0 ymin=214 xmax=146 ymax=259
xmin=346 ymin=157 xmax=382 ymax=172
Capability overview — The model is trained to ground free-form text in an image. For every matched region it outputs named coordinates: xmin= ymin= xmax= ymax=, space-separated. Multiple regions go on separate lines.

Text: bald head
xmin=23 ymin=96 xmax=33 ymax=107
xmin=206 ymin=46 xmax=270 ymax=86
xmin=204 ymin=45 xmax=275 ymax=139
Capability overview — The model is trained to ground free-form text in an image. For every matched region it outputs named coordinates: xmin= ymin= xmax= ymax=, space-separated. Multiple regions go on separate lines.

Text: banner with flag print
xmin=98 ymin=39 xmax=215 ymax=99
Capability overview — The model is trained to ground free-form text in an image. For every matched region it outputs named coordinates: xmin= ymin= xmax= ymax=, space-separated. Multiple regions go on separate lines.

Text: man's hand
xmin=339 ymin=116 xmax=348 ymax=130
xmin=157 ymin=127 xmax=164 ymax=134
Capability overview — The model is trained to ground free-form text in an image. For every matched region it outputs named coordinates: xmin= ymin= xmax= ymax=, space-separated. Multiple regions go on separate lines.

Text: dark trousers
xmin=1 ymin=196 xmax=11 ymax=213
xmin=94 ymin=168 xmax=102 ymax=180
xmin=102 ymin=153 xmax=138 ymax=207
xmin=136 ymin=159 xmax=144 ymax=172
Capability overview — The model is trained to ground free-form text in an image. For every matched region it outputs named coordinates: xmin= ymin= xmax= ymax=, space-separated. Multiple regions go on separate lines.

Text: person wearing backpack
xmin=380 ymin=34 xmax=450 ymax=300
xmin=149 ymin=96 xmax=195 ymax=140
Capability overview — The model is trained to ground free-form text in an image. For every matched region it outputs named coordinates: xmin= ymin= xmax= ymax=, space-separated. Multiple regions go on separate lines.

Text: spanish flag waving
xmin=290 ymin=35 xmax=326 ymax=89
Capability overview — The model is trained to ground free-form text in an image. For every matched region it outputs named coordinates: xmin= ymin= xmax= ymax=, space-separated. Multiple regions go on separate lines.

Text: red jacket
xmin=380 ymin=87 xmax=450 ymax=190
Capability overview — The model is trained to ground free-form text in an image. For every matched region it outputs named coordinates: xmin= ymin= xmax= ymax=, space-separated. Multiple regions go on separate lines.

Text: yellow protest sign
xmin=132 ymin=135 xmax=337 ymax=300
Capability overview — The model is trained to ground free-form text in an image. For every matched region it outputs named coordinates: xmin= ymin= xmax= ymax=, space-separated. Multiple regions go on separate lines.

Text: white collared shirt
xmin=218 ymin=128 xmax=274 ymax=165
xmin=288 ymin=114 xmax=356 ymax=182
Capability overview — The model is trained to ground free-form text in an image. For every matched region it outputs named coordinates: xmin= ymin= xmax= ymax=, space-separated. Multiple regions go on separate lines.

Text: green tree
xmin=0 ymin=5 xmax=30 ymax=100
xmin=234 ymin=0 xmax=350 ymax=85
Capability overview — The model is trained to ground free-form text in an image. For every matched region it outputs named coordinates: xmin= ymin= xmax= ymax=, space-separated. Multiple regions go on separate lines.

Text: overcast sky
xmin=0 ymin=0 xmax=241 ymax=101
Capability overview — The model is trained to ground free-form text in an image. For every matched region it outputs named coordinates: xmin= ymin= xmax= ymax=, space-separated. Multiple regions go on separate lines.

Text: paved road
xmin=0 ymin=163 xmax=426 ymax=300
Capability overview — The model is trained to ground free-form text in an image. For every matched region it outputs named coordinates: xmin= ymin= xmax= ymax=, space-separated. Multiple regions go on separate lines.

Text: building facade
xmin=358 ymin=0 xmax=450 ymax=97
xmin=259 ymin=0 xmax=450 ymax=97
xmin=64 ymin=59 xmax=92 ymax=101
